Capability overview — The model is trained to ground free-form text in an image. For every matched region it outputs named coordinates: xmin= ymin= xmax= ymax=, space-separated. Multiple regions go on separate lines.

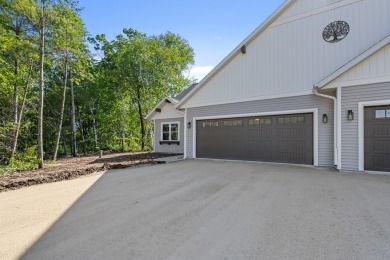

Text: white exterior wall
xmin=152 ymin=102 xmax=183 ymax=120
xmin=340 ymin=83 xmax=390 ymax=171
xmin=154 ymin=117 xmax=184 ymax=154
xmin=183 ymin=0 xmax=390 ymax=108
xmin=186 ymin=94 xmax=334 ymax=167
xmin=276 ymin=0 xmax=359 ymax=23
xmin=326 ymin=43 xmax=390 ymax=88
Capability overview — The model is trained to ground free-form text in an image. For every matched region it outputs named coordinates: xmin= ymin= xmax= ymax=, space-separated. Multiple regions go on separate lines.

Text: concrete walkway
xmin=1 ymin=160 xmax=389 ymax=259
xmin=154 ymin=154 xmax=184 ymax=163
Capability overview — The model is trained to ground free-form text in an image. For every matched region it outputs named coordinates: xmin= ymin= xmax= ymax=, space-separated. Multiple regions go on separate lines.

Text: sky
xmin=79 ymin=0 xmax=285 ymax=81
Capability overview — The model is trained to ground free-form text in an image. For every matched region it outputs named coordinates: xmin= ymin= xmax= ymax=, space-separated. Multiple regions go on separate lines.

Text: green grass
xmin=0 ymin=146 xmax=59 ymax=176
xmin=0 ymin=167 xmax=5 ymax=176
xmin=0 ymin=160 xmax=59 ymax=176
xmin=0 ymin=162 xmax=37 ymax=176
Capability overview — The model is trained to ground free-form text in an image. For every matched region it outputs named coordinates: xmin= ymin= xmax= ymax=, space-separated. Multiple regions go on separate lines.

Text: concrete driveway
xmin=11 ymin=160 xmax=390 ymax=259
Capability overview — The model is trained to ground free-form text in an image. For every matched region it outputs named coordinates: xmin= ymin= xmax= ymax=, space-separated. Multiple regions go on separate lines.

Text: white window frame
xmin=358 ymin=99 xmax=390 ymax=171
xmin=161 ymin=121 xmax=180 ymax=141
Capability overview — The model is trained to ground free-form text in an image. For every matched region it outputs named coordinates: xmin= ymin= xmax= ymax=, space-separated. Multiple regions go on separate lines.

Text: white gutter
xmin=313 ymin=86 xmax=338 ymax=167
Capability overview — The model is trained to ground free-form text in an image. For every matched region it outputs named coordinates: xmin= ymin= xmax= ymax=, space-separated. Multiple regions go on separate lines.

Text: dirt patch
xmin=0 ymin=152 xmax=180 ymax=193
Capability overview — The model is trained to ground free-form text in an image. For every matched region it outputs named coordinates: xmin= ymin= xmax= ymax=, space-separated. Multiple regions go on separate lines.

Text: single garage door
xmin=196 ymin=113 xmax=313 ymax=165
xmin=364 ymin=106 xmax=390 ymax=172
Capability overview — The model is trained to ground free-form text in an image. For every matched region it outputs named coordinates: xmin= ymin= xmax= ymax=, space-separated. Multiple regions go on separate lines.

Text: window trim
xmin=161 ymin=121 xmax=180 ymax=142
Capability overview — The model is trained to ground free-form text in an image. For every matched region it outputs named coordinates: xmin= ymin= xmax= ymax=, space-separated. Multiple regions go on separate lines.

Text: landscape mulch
xmin=0 ymin=152 xmax=178 ymax=193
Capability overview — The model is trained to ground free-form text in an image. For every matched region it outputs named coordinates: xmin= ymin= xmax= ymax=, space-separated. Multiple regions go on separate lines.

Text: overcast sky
xmin=79 ymin=0 xmax=284 ymax=81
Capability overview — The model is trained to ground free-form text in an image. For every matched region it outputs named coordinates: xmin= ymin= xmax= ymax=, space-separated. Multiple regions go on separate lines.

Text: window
xmin=249 ymin=118 xmax=271 ymax=125
xmin=279 ymin=116 xmax=305 ymax=124
xmin=162 ymin=122 xmax=179 ymax=141
xmin=202 ymin=121 xmax=219 ymax=127
xmin=291 ymin=117 xmax=298 ymax=124
xmin=223 ymin=119 xmax=243 ymax=127
xmin=376 ymin=109 xmax=390 ymax=119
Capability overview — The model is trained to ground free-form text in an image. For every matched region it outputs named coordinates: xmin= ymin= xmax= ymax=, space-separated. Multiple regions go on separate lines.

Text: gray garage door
xmin=364 ymin=106 xmax=390 ymax=172
xmin=196 ymin=113 xmax=313 ymax=165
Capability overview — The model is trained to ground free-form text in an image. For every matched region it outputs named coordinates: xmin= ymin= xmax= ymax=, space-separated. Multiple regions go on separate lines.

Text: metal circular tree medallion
xmin=322 ymin=21 xmax=350 ymax=43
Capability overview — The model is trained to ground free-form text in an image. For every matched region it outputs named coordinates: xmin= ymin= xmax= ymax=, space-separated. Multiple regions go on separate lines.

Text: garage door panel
xmin=365 ymin=140 xmax=390 ymax=153
xmin=248 ymin=140 xmax=273 ymax=150
xmin=275 ymin=151 xmax=308 ymax=164
xmin=276 ymin=140 xmax=307 ymax=150
xmin=247 ymin=128 xmax=272 ymax=138
xmin=196 ymin=113 xmax=313 ymax=165
xmin=248 ymin=151 xmax=273 ymax=161
xmin=365 ymin=156 xmax=390 ymax=171
xmin=364 ymin=106 xmax=390 ymax=172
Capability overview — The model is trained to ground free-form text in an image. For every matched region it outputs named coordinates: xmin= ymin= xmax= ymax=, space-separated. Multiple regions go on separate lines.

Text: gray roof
xmin=174 ymin=83 xmax=198 ymax=101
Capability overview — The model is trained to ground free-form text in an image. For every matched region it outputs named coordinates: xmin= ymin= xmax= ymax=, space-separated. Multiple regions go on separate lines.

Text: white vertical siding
xmin=341 ymin=83 xmax=390 ymax=171
xmin=152 ymin=103 xmax=183 ymax=120
xmin=184 ymin=0 xmax=390 ymax=108
xmin=277 ymin=0 xmax=327 ymax=20
xmin=328 ymin=44 xmax=390 ymax=87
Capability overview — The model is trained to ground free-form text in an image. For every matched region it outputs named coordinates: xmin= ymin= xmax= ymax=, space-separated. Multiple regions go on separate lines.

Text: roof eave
xmin=145 ymin=97 xmax=179 ymax=121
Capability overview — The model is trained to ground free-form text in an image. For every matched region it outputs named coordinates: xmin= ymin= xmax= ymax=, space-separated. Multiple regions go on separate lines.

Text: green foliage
xmin=88 ymin=29 xmax=195 ymax=150
xmin=0 ymin=0 xmax=194 ymax=172
xmin=0 ymin=146 xmax=39 ymax=175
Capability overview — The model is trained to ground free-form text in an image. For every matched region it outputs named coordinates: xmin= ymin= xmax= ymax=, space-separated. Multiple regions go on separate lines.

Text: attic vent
xmin=241 ymin=45 xmax=246 ymax=54
xmin=327 ymin=0 xmax=343 ymax=4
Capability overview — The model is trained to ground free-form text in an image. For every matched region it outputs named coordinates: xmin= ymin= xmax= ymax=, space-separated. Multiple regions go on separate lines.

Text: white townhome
xmin=148 ymin=0 xmax=390 ymax=173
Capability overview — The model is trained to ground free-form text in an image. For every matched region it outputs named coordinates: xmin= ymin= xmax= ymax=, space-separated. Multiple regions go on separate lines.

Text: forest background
xmin=0 ymin=0 xmax=195 ymax=172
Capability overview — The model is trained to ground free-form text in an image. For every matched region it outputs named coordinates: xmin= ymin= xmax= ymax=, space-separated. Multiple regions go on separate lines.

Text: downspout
xmin=313 ymin=86 xmax=338 ymax=167
xmin=184 ymin=108 xmax=187 ymax=159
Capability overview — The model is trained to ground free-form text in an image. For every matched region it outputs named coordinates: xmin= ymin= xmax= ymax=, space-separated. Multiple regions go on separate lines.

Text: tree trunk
xmin=11 ymin=61 xmax=33 ymax=159
xmin=121 ymin=132 xmax=125 ymax=151
xmin=37 ymin=15 xmax=45 ymax=169
xmin=92 ymin=111 xmax=98 ymax=150
xmin=62 ymin=135 xmax=68 ymax=157
xmin=12 ymin=25 xmax=21 ymax=140
xmin=77 ymin=107 xmax=86 ymax=154
xmin=13 ymin=58 xmax=19 ymax=129
xmin=135 ymin=88 xmax=145 ymax=150
xmin=53 ymin=53 xmax=69 ymax=161
xmin=70 ymin=72 xmax=77 ymax=157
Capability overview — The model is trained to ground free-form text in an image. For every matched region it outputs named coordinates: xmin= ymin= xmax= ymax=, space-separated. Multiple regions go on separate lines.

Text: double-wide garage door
xmin=196 ymin=113 xmax=313 ymax=165
xmin=365 ymin=106 xmax=390 ymax=172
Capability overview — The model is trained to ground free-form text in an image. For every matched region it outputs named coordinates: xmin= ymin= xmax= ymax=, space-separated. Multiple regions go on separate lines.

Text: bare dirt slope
xmin=0 ymin=152 xmax=173 ymax=192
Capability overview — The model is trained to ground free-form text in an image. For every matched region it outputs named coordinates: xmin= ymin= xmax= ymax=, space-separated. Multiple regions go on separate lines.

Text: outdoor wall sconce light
xmin=322 ymin=114 xmax=328 ymax=124
xmin=187 ymin=122 xmax=192 ymax=129
xmin=347 ymin=110 xmax=354 ymax=121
